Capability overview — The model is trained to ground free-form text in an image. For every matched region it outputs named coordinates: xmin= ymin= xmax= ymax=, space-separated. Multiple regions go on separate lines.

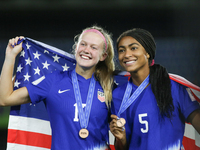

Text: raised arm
xmin=0 ymin=36 xmax=31 ymax=106
xmin=187 ymin=109 xmax=200 ymax=134
xmin=110 ymin=114 xmax=128 ymax=150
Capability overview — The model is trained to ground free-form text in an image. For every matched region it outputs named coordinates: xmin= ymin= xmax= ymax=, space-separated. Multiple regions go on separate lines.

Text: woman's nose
xmin=124 ymin=49 xmax=132 ymax=58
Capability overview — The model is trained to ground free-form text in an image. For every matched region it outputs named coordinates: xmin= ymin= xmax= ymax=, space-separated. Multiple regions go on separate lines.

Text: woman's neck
xmin=130 ymin=69 xmax=150 ymax=86
xmin=75 ymin=65 xmax=95 ymax=79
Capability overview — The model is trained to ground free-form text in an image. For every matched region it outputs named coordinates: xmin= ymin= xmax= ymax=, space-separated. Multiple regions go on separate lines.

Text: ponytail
xmin=150 ymin=64 xmax=174 ymax=118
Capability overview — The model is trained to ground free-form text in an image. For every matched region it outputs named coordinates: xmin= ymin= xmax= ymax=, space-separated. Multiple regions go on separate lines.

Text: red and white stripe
xmin=7 ymin=115 xmax=52 ymax=150
xmin=183 ymin=123 xmax=200 ymax=150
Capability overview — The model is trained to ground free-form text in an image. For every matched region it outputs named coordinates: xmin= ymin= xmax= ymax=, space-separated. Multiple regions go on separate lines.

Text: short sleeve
xmin=172 ymin=81 xmax=200 ymax=120
xmin=26 ymin=72 xmax=56 ymax=104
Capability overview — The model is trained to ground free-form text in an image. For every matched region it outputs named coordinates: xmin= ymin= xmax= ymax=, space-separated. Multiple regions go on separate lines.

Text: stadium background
xmin=0 ymin=0 xmax=200 ymax=149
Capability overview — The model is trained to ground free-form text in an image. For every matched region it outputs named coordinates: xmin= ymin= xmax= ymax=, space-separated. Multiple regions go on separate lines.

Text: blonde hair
xmin=73 ymin=25 xmax=115 ymax=107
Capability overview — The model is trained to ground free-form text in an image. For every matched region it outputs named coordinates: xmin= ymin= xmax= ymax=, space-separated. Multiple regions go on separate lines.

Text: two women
xmin=1 ymin=26 xmax=199 ymax=150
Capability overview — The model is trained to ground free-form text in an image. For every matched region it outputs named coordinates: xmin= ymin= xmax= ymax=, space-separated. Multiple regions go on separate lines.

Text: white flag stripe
xmin=169 ymin=73 xmax=200 ymax=91
xmin=8 ymin=115 xmax=51 ymax=135
xmin=7 ymin=143 xmax=50 ymax=150
xmin=195 ymin=129 xmax=200 ymax=147
xmin=191 ymin=89 xmax=200 ymax=99
xmin=109 ymin=130 xmax=115 ymax=145
xmin=184 ymin=123 xmax=195 ymax=140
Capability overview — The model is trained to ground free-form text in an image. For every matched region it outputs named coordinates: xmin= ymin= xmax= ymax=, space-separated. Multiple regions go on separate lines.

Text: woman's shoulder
xmin=45 ymin=69 xmax=73 ymax=82
xmin=170 ymin=78 xmax=187 ymax=91
xmin=113 ymin=81 xmax=128 ymax=99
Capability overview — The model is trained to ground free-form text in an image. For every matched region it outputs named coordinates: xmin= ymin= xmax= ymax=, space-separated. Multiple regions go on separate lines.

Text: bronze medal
xmin=79 ymin=128 xmax=89 ymax=138
xmin=116 ymin=118 xmax=126 ymax=127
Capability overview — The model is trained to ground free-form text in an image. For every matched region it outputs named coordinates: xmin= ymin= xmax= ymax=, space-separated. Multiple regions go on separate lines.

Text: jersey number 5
xmin=138 ymin=113 xmax=148 ymax=133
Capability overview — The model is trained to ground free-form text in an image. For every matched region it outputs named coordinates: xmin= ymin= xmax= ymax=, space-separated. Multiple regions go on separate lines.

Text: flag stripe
xmin=109 ymin=130 xmax=115 ymax=145
xmin=169 ymin=74 xmax=200 ymax=91
xmin=7 ymin=143 xmax=50 ymax=150
xmin=183 ymin=136 xmax=200 ymax=150
xmin=8 ymin=115 xmax=51 ymax=135
xmin=109 ymin=145 xmax=115 ymax=150
xmin=109 ymin=130 xmax=115 ymax=150
xmin=191 ymin=89 xmax=200 ymax=102
xmin=184 ymin=123 xmax=196 ymax=140
xmin=184 ymin=123 xmax=200 ymax=148
xmin=7 ymin=129 xmax=51 ymax=149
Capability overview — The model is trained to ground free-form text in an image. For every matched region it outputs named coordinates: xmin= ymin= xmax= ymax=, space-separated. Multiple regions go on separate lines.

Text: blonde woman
xmin=0 ymin=26 xmax=115 ymax=150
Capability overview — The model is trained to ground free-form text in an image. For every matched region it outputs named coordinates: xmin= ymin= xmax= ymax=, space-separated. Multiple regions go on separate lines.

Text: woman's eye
xmin=92 ymin=47 xmax=97 ymax=50
xmin=118 ymin=49 xmax=124 ymax=53
xmin=131 ymin=47 xmax=137 ymax=50
xmin=81 ymin=43 xmax=85 ymax=46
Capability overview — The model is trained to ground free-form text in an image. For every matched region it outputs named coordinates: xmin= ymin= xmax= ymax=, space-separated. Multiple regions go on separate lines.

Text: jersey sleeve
xmin=172 ymin=81 xmax=200 ymax=120
xmin=26 ymin=72 xmax=56 ymax=104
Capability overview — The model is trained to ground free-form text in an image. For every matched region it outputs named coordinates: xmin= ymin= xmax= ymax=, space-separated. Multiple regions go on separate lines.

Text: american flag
xmin=6 ymin=38 xmax=200 ymax=150
xmin=7 ymin=37 xmax=76 ymax=150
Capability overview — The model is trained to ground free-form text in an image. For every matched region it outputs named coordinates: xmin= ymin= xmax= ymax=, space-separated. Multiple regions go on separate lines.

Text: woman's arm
xmin=187 ymin=109 xmax=200 ymax=134
xmin=0 ymin=36 xmax=31 ymax=106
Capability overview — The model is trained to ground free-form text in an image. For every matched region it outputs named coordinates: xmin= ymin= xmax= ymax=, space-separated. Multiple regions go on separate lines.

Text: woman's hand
xmin=6 ymin=36 xmax=24 ymax=59
xmin=110 ymin=114 xmax=127 ymax=150
xmin=0 ymin=36 xmax=30 ymax=107
xmin=110 ymin=114 xmax=126 ymax=140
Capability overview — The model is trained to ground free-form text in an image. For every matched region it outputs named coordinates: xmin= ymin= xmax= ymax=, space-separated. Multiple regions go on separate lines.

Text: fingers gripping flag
xmin=7 ymin=38 xmax=76 ymax=150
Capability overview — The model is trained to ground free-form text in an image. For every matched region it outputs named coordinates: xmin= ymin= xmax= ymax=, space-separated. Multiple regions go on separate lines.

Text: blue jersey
xmin=26 ymin=70 xmax=109 ymax=150
xmin=112 ymin=79 xmax=200 ymax=150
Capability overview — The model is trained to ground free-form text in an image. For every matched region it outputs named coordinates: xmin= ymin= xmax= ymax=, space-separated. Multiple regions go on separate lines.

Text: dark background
xmin=0 ymin=0 xmax=200 ymax=149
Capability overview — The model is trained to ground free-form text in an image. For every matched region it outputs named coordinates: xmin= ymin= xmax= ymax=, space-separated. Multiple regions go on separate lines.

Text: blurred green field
xmin=0 ymin=107 xmax=10 ymax=129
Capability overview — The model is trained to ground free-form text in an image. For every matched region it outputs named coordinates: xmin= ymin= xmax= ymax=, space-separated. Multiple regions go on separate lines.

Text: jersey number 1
xmin=73 ymin=103 xmax=86 ymax=122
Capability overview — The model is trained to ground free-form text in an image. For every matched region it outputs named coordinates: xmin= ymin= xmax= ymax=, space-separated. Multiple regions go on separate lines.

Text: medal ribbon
xmin=117 ymin=75 xmax=150 ymax=117
xmin=72 ymin=69 xmax=96 ymax=129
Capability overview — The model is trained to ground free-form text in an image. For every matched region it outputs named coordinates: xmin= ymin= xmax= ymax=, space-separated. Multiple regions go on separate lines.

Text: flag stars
xmin=33 ymin=51 xmax=41 ymax=59
xmin=52 ymin=54 xmax=60 ymax=63
xmin=17 ymin=64 xmax=23 ymax=72
xmin=20 ymin=50 xmax=25 ymax=57
xmin=26 ymin=42 xmax=31 ymax=50
xmin=34 ymin=67 xmax=40 ymax=75
xmin=42 ymin=61 xmax=50 ymax=69
xmin=62 ymin=63 xmax=70 ymax=71
xmin=24 ymin=72 xmax=31 ymax=81
xmin=25 ymin=57 xmax=32 ymax=66
xmin=14 ymin=80 xmax=21 ymax=88
xmin=44 ymin=50 xmax=49 ymax=54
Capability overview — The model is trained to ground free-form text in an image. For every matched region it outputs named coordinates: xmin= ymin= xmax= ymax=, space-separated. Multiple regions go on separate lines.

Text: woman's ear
xmin=146 ymin=53 xmax=150 ymax=59
xmin=100 ymin=52 xmax=108 ymax=61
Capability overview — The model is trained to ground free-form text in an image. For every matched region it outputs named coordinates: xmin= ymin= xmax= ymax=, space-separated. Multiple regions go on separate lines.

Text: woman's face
xmin=75 ymin=32 xmax=107 ymax=70
xmin=117 ymin=36 xmax=150 ymax=73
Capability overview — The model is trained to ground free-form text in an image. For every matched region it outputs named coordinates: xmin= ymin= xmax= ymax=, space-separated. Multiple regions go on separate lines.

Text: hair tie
xmin=150 ymin=59 xmax=155 ymax=66
xmin=83 ymin=29 xmax=107 ymax=51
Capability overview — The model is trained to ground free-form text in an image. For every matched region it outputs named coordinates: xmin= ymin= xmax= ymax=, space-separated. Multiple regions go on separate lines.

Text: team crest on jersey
xmin=98 ymin=90 xmax=105 ymax=102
